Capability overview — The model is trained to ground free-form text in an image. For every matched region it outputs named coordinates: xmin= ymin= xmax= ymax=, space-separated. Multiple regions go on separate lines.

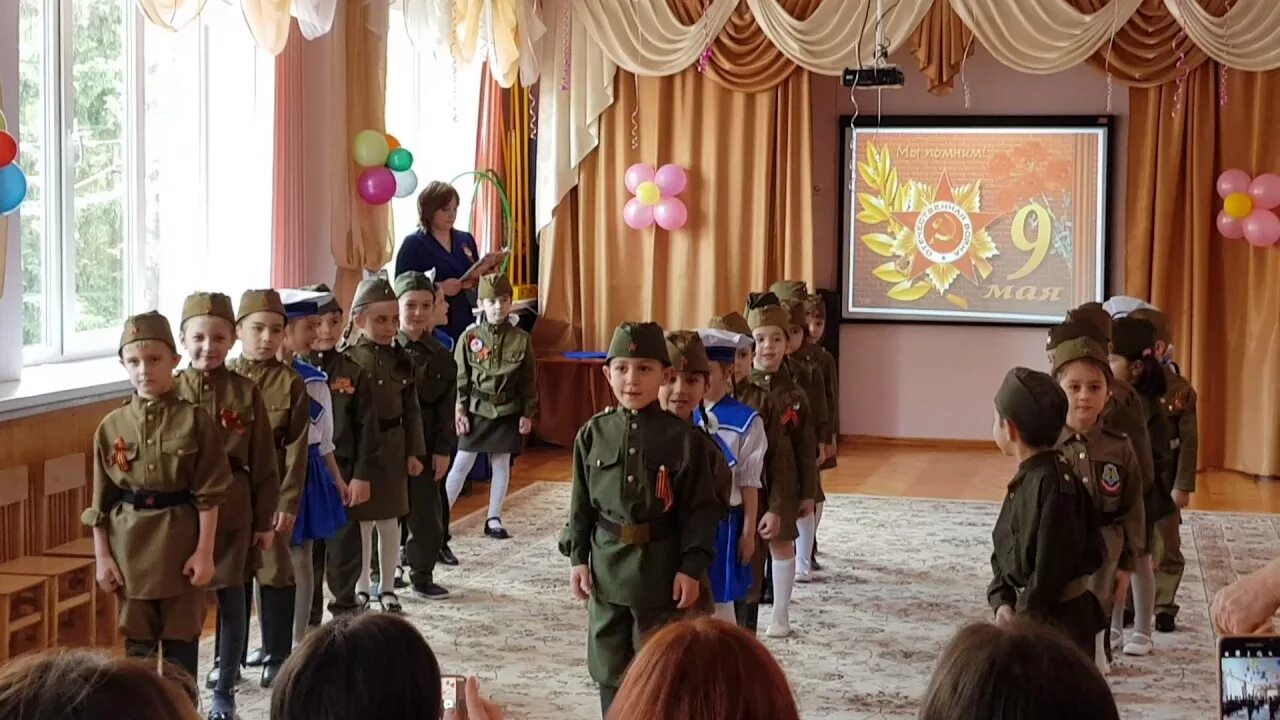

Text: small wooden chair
xmin=38 ymin=453 xmax=88 ymax=554
xmin=0 ymin=467 xmax=31 ymax=564
xmin=0 ymin=574 xmax=50 ymax=662
xmin=0 ymin=556 xmax=95 ymax=649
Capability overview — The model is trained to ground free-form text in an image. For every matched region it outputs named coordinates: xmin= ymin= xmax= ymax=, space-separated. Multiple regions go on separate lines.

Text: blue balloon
xmin=0 ymin=163 xmax=27 ymax=216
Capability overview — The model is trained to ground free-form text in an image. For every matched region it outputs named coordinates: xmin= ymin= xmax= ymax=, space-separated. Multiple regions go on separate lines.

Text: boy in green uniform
xmin=803 ymin=294 xmax=839 ymax=570
xmin=173 ymin=292 xmax=280 ymax=715
xmin=300 ymin=284 xmax=379 ymax=619
xmin=229 ymin=290 xmax=310 ymax=687
xmin=394 ymin=271 xmax=456 ymax=599
xmin=988 ymin=367 xmax=1105 ymax=658
xmin=85 ymin=311 xmax=231 ymax=682
xmin=1129 ymin=307 xmax=1198 ymax=632
xmin=567 ymin=322 xmax=719 ymax=716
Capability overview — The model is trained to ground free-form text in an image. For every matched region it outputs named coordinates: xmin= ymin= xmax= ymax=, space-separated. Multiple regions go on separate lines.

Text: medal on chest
xmin=1100 ymin=463 xmax=1121 ymax=495
xmin=219 ymin=408 xmax=247 ymax=436
xmin=782 ymin=402 xmax=801 ymax=429
xmin=111 ymin=437 xmax=132 ymax=471
xmin=330 ymin=376 xmax=355 ymax=395
xmin=468 ymin=333 xmax=491 ymax=362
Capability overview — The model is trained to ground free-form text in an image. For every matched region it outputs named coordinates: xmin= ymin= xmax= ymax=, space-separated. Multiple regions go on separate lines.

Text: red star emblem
xmin=891 ymin=171 xmax=1005 ymax=285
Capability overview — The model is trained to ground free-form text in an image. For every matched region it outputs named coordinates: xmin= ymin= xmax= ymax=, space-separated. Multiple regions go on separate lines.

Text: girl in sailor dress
xmin=696 ymin=329 xmax=767 ymax=624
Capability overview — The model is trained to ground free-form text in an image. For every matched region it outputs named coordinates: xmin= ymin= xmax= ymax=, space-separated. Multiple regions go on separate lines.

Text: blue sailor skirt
xmin=292 ymin=444 xmax=347 ymax=544
xmin=710 ymin=505 xmax=753 ymax=603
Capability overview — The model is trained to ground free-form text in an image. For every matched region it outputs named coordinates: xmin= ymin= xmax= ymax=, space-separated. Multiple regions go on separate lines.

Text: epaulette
xmin=1100 ymin=425 xmax=1129 ymax=441
xmin=589 ymin=406 xmax=615 ymax=420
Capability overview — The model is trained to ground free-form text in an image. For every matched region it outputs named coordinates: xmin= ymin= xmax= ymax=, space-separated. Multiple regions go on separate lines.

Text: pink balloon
xmin=1217 ymin=169 xmax=1252 ymax=199
xmin=654 ymin=164 xmax=688 ymax=196
xmin=653 ymin=197 xmax=688 ymax=231
xmin=623 ymin=198 xmax=654 ymax=229
xmin=1242 ymin=209 xmax=1280 ymax=247
xmin=357 ymin=167 xmax=396 ymax=204
xmin=624 ymin=164 xmax=655 ymax=194
xmin=1249 ymin=173 xmax=1280 ymax=210
xmin=1217 ymin=209 xmax=1245 ymax=240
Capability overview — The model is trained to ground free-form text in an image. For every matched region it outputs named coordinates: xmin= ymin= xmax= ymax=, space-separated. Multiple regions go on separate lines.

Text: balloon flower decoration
xmin=623 ymin=163 xmax=689 ymax=231
xmin=0 ymin=110 xmax=28 ymax=217
xmin=1216 ymin=169 xmax=1280 ymax=247
xmin=353 ymin=129 xmax=418 ymax=205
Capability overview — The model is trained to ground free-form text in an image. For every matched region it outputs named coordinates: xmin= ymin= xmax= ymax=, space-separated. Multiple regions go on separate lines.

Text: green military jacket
xmin=344 ymin=336 xmax=427 ymax=521
xmin=1103 ymin=380 xmax=1155 ymax=499
xmin=988 ymin=451 xmax=1101 ymax=614
xmin=306 ymin=348 xmax=380 ymax=481
xmin=787 ymin=347 xmax=830 ymax=446
xmin=397 ymin=330 xmax=458 ymax=458
xmin=735 ymin=377 xmax=799 ymax=517
xmin=228 ymin=357 xmax=310 ymax=587
xmin=1138 ymin=393 xmax=1178 ymax=523
xmin=83 ymin=392 xmax=232 ymax=599
xmin=1161 ymin=365 xmax=1199 ymax=492
xmin=746 ymin=367 xmax=817 ymax=503
xmin=567 ymin=403 xmax=720 ymax=608
xmin=1060 ymin=425 xmax=1145 ymax=570
xmin=809 ymin=342 xmax=840 ymax=450
xmin=455 ymin=321 xmax=539 ymax=421
xmin=174 ymin=365 xmax=280 ymax=534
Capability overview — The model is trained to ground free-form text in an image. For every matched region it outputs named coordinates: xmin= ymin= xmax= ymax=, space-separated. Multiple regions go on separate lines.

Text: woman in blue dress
xmin=394 ymin=181 xmax=482 ymax=343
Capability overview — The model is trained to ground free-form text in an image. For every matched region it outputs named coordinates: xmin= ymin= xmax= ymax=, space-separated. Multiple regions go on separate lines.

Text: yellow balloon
xmin=636 ymin=181 xmax=661 ymax=206
xmin=1225 ymin=192 xmax=1253 ymax=219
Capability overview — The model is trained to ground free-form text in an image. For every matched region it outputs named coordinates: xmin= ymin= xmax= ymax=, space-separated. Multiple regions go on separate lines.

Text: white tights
xmin=357 ymin=519 xmax=400 ymax=597
xmin=445 ymin=452 xmax=512 ymax=521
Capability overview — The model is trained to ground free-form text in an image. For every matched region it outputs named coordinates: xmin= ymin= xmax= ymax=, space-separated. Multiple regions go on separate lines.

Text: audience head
xmin=0 ymin=649 xmax=200 ymax=720
xmin=604 ymin=322 xmax=673 ymax=410
xmin=349 ymin=275 xmax=400 ymax=347
xmin=270 ymin=613 xmax=442 ymax=720
xmin=660 ymin=331 xmax=710 ymax=421
xmin=918 ymin=620 xmax=1118 ymax=720
xmin=179 ymin=292 xmax=236 ymax=371
xmin=608 ymin=617 xmax=800 ymax=720
xmin=301 ymin=283 xmax=343 ymax=352
xmin=993 ymin=367 xmax=1068 ymax=454
xmin=236 ymin=289 xmax=288 ymax=361
xmin=417 ymin=181 xmax=460 ymax=233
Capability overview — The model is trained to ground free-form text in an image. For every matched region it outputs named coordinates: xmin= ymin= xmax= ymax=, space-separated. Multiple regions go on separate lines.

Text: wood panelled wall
xmin=0 ymin=399 xmax=126 ymax=563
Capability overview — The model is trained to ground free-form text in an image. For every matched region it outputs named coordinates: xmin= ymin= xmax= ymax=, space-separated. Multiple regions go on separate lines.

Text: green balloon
xmin=387 ymin=148 xmax=413 ymax=172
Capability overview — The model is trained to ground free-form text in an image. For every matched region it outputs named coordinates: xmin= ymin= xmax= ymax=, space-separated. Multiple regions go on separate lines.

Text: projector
xmin=842 ymin=66 xmax=905 ymax=89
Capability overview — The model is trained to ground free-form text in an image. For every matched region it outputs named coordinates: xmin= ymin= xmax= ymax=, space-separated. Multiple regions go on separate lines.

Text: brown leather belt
xmin=471 ymin=388 xmax=510 ymax=405
xmin=597 ymin=514 xmax=678 ymax=545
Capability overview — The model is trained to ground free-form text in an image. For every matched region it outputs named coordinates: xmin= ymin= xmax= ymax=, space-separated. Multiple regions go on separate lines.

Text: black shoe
xmin=393 ymin=566 xmax=410 ymax=590
xmin=207 ymin=712 xmax=236 ymax=720
xmin=245 ymin=648 xmax=266 ymax=667
xmin=261 ymin=662 xmax=282 ymax=689
xmin=205 ymin=664 xmax=240 ymax=690
xmin=412 ymin=582 xmax=450 ymax=600
xmin=1123 ymin=606 xmax=1135 ymax=628
xmin=438 ymin=545 xmax=460 ymax=566
xmin=484 ymin=517 xmax=511 ymax=539
xmin=1155 ymin=612 xmax=1177 ymax=633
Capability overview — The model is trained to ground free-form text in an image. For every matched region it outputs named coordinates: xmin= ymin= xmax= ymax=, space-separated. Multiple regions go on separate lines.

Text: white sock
xmin=770 ymin=556 xmax=797 ymax=627
xmin=445 ymin=450 xmax=480 ymax=507
xmin=1110 ymin=596 xmax=1126 ymax=637
xmin=356 ymin=521 xmax=375 ymax=594
xmin=376 ymin=518 xmax=400 ymax=594
xmin=794 ymin=515 xmax=816 ymax=575
xmin=486 ymin=453 xmax=512 ymax=520
xmin=1095 ymin=631 xmax=1109 ymax=674
xmin=289 ymin=541 xmax=314 ymax=647
xmin=1132 ymin=557 xmax=1156 ymax=637
xmin=814 ymin=502 xmax=825 ymax=540
xmin=713 ymin=602 xmax=736 ymax=622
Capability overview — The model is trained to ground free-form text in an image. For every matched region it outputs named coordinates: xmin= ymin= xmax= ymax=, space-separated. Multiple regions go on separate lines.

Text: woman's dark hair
xmin=417 ymin=181 xmax=461 ymax=231
xmin=270 ymin=613 xmax=442 ymax=720
xmin=918 ymin=620 xmax=1119 ymax=720
xmin=608 ymin=617 xmax=800 ymax=720
xmin=0 ymin=649 xmax=200 ymax=720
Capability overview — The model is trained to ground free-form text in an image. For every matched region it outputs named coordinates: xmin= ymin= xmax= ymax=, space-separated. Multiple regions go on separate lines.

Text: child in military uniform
xmin=1107 ymin=316 xmax=1174 ymax=657
xmin=85 ymin=311 xmax=231 ymax=682
xmin=301 ymin=284 xmax=379 ymax=619
xmin=566 ymin=321 xmax=720 ymax=715
xmin=1129 ymin=306 xmax=1199 ymax=633
xmin=174 ymin=292 xmax=280 ymax=716
xmin=698 ymin=328 xmax=765 ymax=624
xmin=804 ymin=293 xmax=839 ymax=572
xmin=428 ymin=282 xmax=460 ymax=567
xmin=988 ymin=367 xmax=1105 ymax=658
xmin=1047 ymin=322 xmax=1144 ymax=673
xmin=394 ymin=271 xmax=456 ymax=599
xmin=229 ymin=290 xmax=310 ymax=687
xmin=279 ymin=290 xmax=350 ymax=650
xmin=444 ymin=273 xmax=539 ymax=539
xmin=741 ymin=294 xmax=816 ymax=638
xmin=339 ymin=275 xmax=426 ymax=613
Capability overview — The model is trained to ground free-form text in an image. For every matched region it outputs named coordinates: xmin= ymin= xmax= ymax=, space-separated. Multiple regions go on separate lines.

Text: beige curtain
xmin=134 ymin=0 xmax=208 ymax=30
xmin=907 ymin=0 xmax=974 ymax=95
xmin=575 ymin=0 xmax=741 ymax=76
xmin=1127 ymin=66 xmax=1280 ymax=477
xmin=744 ymin=0 xmax=935 ymax=74
xmin=1078 ymin=0 xmax=1219 ymax=87
xmin=1167 ymin=0 xmax=1280 ymax=70
xmin=241 ymin=0 xmax=293 ymax=55
xmin=948 ymin=0 xmax=1146 ymax=74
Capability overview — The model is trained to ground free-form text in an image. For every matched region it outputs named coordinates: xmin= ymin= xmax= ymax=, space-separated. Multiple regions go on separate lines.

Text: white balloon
xmin=393 ymin=168 xmax=419 ymax=199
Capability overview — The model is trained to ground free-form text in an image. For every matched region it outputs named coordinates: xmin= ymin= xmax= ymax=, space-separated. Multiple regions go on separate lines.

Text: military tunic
xmin=810 ymin=343 xmax=840 ymax=470
xmin=173 ymin=365 xmax=280 ymax=588
xmin=455 ymin=320 xmax=539 ymax=454
xmin=787 ymin=349 xmax=829 ymax=503
xmin=1060 ymin=425 xmax=1144 ymax=617
xmin=343 ymin=336 xmax=427 ymax=521
xmin=1154 ymin=364 xmax=1198 ymax=617
xmin=988 ymin=451 xmax=1105 ymax=657
xmin=83 ymin=393 xmax=232 ymax=639
xmin=397 ymin=329 xmax=457 ymax=585
xmin=228 ymin=357 xmax=309 ymax=587
xmin=567 ymin=403 xmax=719 ymax=687
xmin=1104 ymin=380 xmax=1155 ymax=500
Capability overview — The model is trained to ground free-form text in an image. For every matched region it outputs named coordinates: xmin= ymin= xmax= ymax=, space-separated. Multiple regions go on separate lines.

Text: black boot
xmin=760 ymin=561 xmax=774 ymax=605
xmin=599 ymin=684 xmax=619 ymax=718
xmin=258 ymin=584 xmax=297 ymax=688
xmin=163 ymin=639 xmax=201 ymax=689
xmin=735 ymin=602 xmax=760 ymax=633
xmin=310 ymin=540 xmax=327 ymax=626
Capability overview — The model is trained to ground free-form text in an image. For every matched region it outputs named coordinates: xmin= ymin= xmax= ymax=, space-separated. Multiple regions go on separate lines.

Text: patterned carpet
xmin=209 ymin=482 xmax=1275 ymax=719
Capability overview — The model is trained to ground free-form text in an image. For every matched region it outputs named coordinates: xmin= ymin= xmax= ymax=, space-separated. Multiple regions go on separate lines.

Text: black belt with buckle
xmin=379 ymin=417 xmax=402 ymax=432
xmin=120 ymin=490 xmax=193 ymax=510
xmin=471 ymin=389 xmax=509 ymax=405
xmin=597 ymin=514 xmax=678 ymax=545
xmin=228 ymin=456 xmax=247 ymax=474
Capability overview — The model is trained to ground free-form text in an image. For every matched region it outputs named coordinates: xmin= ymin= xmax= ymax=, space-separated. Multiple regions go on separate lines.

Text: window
xmin=17 ymin=1 xmax=272 ymax=366
xmin=383 ymin=15 xmax=483 ymax=266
